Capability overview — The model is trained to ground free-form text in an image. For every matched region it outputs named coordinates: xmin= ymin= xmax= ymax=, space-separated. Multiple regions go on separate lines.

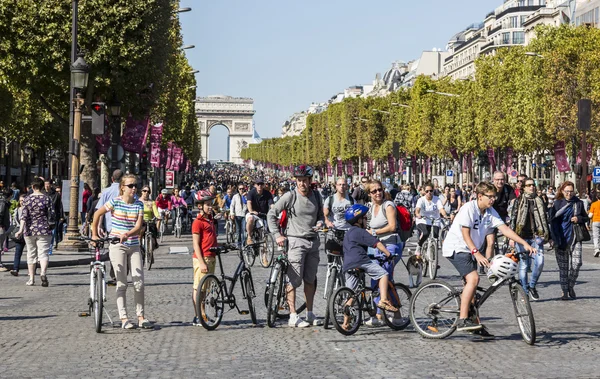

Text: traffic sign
xmin=446 ymin=170 xmax=454 ymax=177
xmin=509 ymin=170 xmax=518 ymax=178
xmin=593 ymin=167 xmax=600 ymax=184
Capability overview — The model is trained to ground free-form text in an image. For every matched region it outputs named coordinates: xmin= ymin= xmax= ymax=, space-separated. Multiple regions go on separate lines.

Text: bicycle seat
xmin=326 ymin=250 xmax=342 ymax=256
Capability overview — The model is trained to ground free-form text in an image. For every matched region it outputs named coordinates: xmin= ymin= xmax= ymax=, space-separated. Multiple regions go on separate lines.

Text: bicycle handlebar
xmin=208 ymin=243 xmax=239 ymax=254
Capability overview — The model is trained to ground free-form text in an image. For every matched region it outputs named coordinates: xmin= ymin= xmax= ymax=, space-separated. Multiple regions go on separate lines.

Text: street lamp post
xmin=60 ymin=54 xmax=90 ymax=251
xmin=109 ymin=93 xmax=122 ymax=171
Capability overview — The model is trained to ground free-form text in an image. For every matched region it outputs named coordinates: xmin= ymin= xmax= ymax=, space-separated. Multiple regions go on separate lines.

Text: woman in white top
xmin=365 ymin=180 xmax=403 ymax=327
xmin=415 ymin=183 xmax=449 ymax=255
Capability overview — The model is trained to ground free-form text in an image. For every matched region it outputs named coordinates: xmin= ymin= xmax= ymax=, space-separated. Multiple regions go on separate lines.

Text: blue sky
xmin=179 ymin=0 xmax=501 ymax=161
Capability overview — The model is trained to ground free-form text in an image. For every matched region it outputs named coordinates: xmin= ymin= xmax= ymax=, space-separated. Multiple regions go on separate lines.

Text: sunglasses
xmin=525 ymin=183 xmax=535 ymax=187
xmin=142 ymin=189 xmax=149 ymax=193
xmin=370 ymin=188 xmax=383 ymax=194
xmin=124 ymin=183 xmax=137 ymax=189
xmin=425 ymin=190 xmax=433 ymax=193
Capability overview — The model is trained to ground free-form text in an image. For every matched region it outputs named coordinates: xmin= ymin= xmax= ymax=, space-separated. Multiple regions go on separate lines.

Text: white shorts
xmin=157 ymin=208 xmax=170 ymax=219
xmin=245 ymin=213 xmax=264 ymax=228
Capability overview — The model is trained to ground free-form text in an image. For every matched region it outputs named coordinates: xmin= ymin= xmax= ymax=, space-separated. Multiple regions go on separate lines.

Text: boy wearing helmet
xmin=442 ymin=182 xmax=535 ymax=335
xmin=340 ymin=204 xmax=399 ymax=329
xmin=191 ymin=189 xmax=218 ymax=326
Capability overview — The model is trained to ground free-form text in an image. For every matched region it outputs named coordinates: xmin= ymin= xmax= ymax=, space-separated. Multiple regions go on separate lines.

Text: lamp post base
xmin=57 ymin=232 xmax=89 ymax=252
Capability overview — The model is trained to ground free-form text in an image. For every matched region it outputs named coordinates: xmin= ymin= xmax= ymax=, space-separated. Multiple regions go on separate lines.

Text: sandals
xmin=41 ymin=275 xmax=49 ymax=287
xmin=122 ymin=320 xmax=135 ymax=329
xmin=377 ymin=300 xmax=399 ymax=313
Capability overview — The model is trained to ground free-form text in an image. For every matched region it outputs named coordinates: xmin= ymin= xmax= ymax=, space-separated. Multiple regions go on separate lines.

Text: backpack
xmin=327 ymin=193 xmax=354 ymax=211
xmin=278 ymin=190 xmax=323 ymax=233
xmin=382 ymin=201 xmax=413 ymax=243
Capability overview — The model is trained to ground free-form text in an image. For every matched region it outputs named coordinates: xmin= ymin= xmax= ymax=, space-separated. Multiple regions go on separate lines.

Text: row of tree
xmin=241 ymin=25 xmax=600 ymax=168
xmin=0 ymin=0 xmax=199 ymax=188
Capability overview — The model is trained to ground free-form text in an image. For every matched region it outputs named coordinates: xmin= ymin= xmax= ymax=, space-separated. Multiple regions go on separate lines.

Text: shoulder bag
xmin=573 ymin=201 xmax=591 ymax=243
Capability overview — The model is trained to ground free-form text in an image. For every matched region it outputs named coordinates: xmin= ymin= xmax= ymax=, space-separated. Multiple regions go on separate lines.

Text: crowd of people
xmin=1 ymin=162 xmax=597 ymax=334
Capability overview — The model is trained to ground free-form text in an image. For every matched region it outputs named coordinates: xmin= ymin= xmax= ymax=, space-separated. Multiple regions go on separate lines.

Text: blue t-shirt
xmin=342 ymin=225 xmax=379 ymax=272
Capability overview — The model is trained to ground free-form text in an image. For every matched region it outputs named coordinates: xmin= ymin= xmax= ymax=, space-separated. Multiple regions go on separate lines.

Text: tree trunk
xmin=99 ymin=154 xmax=110 ymax=189
xmin=79 ymin=118 xmax=98 ymax=190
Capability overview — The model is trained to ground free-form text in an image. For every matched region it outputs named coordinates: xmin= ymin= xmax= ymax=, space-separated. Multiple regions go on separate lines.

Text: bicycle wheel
xmin=241 ymin=270 xmax=257 ymax=325
xmin=242 ymin=246 xmax=256 ymax=268
xmin=197 ymin=275 xmax=224 ymax=330
xmin=323 ymin=266 xmax=338 ymax=329
xmin=409 ymin=279 xmax=460 ymax=339
xmin=159 ymin=221 xmax=165 ymax=243
xmin=330 ymin=287 xmax=361 ymax=335
xmin=510 ymin=282 xmax=536 ymax=345
xmin=260 ymin=234 xmax=275 ymax=268
xmin=266 ymin=264 xmax=284 ymax=328
xmin=428 ymin=241 xmax=438 ymax=280
xmin=225 ymin=222 xmax=233 ymax=244
xmin=146 ymin=234 xmax=154 ymax=271
xmin=383 ymin=283 xmax=412 ymax=331
xmin=94 ymin=269 xmax=103 ymax=333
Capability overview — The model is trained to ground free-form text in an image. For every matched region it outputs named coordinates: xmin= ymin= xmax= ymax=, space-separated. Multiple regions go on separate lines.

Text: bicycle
xmin=185 ymin=205 xmax=194 ymax=233
xmin=321 ymin=229 xmax=345 ymax=329
xmin=242 ymin=212 xmax=275 ymax=268
xmin=225 ymin=214 xmax=238 ymax=245
xmin=173 ymin=206 xmax=183 ymax=239
xmin=264 ymin=239 xmax=307 ymax=327
xmin=196 ymin=244 xmax=257 ymax=330
xmin=72 ymin=235 xmax=120 ymax=333
xmin=158 ymin=210 xmax=169 ymax=243
xmin=141 ymin=218 xmax=157 ymax=270
xmin=408 ymin=251 xmax=536 ymax=345
xmin=329 ymin=254 xmax=412 ymax=335
xmin=421 ymin=216 xmax=449 ymax=280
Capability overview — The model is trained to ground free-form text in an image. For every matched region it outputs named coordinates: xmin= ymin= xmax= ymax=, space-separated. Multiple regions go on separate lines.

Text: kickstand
xmin=104 ymin=308 xmax=116 ymax=328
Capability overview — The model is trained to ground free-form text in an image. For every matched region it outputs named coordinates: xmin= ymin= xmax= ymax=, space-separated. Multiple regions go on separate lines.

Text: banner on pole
xmin=487 ymin=147 xmax=496 ymax=172
xmin=150 ymin=143 xmax=161 ymax=168
xmin=346 ymin=161 xmax=354 ymax=176
xmin=121 ymin=117 xmax=150 ymax=154
xmin=554 ymin=141 xmax=570 ymax=173
xmin=95 ymin=129 xmax=110 ymax=155
xmin=387 ymin=154 xmax=395 ymax=174
xmin=150 ymin=123 xmax=163 ymax=144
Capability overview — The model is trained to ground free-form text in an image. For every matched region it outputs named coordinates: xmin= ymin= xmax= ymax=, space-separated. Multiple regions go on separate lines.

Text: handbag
xmin=573 ymin=202 xmax=591 ymax=243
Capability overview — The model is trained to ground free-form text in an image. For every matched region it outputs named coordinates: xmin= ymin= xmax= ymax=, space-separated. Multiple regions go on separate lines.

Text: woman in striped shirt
xmin=92 ymin=174 xmax=151 ymax=329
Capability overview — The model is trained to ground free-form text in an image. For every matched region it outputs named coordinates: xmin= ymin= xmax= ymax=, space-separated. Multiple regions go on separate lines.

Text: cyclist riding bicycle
xmin=245 ymin=177 xmax=273 ymax=245
xmin=170 ymin=188 xmax=188 ymax=232
xmin=267 ymin=165 xmax=324 ymax=327
xmin=140 ymin=186 xmax=159 ymax=249
xmin=155 ymin=189 xmax=172 ymax=234
xmin=442 ymin=181 xmax=535 ymax=336
xmin=415 ymin=182 xmax=449 ymax=255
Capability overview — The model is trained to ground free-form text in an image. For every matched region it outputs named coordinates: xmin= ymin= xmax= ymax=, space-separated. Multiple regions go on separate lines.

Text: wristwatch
xmin=371 ymin=229 xmax=377 ymax=237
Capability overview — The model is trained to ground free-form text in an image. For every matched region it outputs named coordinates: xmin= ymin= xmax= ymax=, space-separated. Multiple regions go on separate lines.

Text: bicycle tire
xmin=159 ymin=221 xmax=165 ymax=244
xmin=382 ymin=282 xmax=412 ymax=331
xmin=330 ymin=287 xmax=361 ymax=335
xmin=197 ymin=275 xmax=224 ymax=330
xmin=243 ymin=246 xmax=256 ymax=268
xmin=266 ymin=264 xmax=284 ymax=328
xmin=323 ymin=266 xmax=338 ymax=329
xmin=242 ymin=270 xmax=257 ymax=325
xmin=94 ymin=269 xmax=103 ymax=333
xmin=260 ymin=234 xmax=275 ymax=268
xmin=409 ymin=279 xmax=460 ymax=339
xmin=146 ymin=234 xmax=154 ymax=271
xmin=225 ymin=222 xmax=232 ymax=244
xmin=429 ymin=242 xmax=438 ymax=280
xmin=510 ymin=282 xmax=536 ymax=345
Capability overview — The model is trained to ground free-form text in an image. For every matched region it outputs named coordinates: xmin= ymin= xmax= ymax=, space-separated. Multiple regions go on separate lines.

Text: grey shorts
xmin=286 ymin=236 xmax=320 ymax=288
xmin=447 ymin=251 xmax=477 ymax=278
xmin=344 ymin=260 xmax=388 ymax=291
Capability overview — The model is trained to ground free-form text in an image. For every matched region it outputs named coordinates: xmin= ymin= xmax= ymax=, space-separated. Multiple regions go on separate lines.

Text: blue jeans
xmin=13 ymin=241 xmax=25 ymax=272
xmin=516 ymin=237 xmax=545 ymax=292
xmin=235 ymin=216 xmax=246 ymax=247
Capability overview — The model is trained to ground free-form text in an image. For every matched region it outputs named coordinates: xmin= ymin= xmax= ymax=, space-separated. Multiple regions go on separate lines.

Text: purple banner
xmin=506 ymin=147 xmax=513 ymax=170
xmin=426 ymin=156 xmax=431 ymax=176
xmin=411 ymin=155 xmax=417 ymax=178
xmin=398 ymin=158 xmax=403 ymax=174
xmin=121 ymin=117 xmax=149 ymax=154
xmin=387 ymin=154 xmax=395 ymax=174
xmin=160 ymin=149 xmax=168 ymax=167
xmin=576 ymin=143 xmax=593 ymax=164
xmin=327 ymin=161 xmax=332 ymax=176
xmin=165 ymin=142 xmax=173 ymax=169
xmin=150 ymin=123 xmax=163 ymax=145
xmin=95 ymin=129 xmax=110 ymax=155
xmin=150 ymin=142 xmax=161 ymax=168
xmin=487 ymin=147 xmax=496 ymax=172
xmin=336 ymin=159 xmax=343 ymax=177
xmin=554 ymin=141 xmax=571 ymax=173
xmin=367 ymin=158 xmax=374 ymax=174
xmin=172 ymin=146 xmax=182 ymax=171
xmin=346 ymin=161 xmax=354 ymax=176
xmin=450 ymin=148 xmax=459 ymax=161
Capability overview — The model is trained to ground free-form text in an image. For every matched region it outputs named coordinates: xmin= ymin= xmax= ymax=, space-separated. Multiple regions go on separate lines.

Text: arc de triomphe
xmin=196 ymin=95 xmax=255 ymax=164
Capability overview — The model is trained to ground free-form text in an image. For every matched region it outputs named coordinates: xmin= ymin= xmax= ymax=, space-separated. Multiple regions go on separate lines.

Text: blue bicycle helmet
xmin=345 ymin=204 xmax=369 ymax=225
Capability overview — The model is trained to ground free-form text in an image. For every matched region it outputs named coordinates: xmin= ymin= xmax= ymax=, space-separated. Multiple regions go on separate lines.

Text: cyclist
xmin=191 ymin=189 xmax=218 ymax=326
xmin=222 ymin=185 xmax=234 ymax=218
xmin=267 ymin=165 xmax=324 ymax=327
xmin=442 ymin=181 xmax=535 ymax=335
xmin=324 ymin=178 xmax=354 ymax=255
xmin=230 ymin=184 xmax=248 ymax=249
xmin=170 ymin=187 xmax=187 ymax=233
xmin=365 ymin=179 xmax=403 ymax=326
xmin=245 ymin=177 xmax=273 ymax=245
xmin=155 ymin=189 xmax=172 ymax=235
xmin=414 ymin=183 xmax=449 ymax=255
xmin=340 ymin=204 xmax=398 ymax=330
xmin=140 ymin=186 xmax=159 ymax=251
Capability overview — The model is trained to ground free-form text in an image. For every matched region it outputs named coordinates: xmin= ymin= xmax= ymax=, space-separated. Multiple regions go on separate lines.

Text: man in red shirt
xmin=191 ymin=189 xmax=218 ymax=326
xmin=156 ymin=189 xmax=172 ymax=235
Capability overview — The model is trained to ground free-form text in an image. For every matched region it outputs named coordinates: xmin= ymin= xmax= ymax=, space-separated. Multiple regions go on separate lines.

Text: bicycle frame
xmin=323 ymin=253 xmax=344 ymax=300
xmin=214 ymin=251 xmax=254 ymax=310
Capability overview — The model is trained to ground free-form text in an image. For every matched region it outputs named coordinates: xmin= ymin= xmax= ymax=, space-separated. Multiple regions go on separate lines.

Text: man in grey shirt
xmin=267 ymin=165 xmax=324 ymax=328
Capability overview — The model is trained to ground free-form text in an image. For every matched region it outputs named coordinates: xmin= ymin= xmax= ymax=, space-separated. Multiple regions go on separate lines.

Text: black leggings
xmin=417 ymin=224 xmax=439 ymax=247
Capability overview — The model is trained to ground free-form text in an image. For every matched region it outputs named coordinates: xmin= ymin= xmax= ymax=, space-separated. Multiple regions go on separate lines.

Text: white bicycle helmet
xmin=487 ymin=255 xmax=518 ymax=282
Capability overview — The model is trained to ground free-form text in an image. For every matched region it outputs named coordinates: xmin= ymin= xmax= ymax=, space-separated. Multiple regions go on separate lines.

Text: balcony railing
xmin=488 ymin=24 xmax=502 ymax=35
xmin=496 ymin=5 xmax=544 ymax=20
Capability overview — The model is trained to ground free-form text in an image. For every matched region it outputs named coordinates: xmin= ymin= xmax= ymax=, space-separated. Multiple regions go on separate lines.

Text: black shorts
xmin=447 ymin=251 xmax=477 ymax=278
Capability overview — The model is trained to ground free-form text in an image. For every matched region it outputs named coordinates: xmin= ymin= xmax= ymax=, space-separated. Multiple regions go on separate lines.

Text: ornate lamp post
xmin=59 ymin=53 xmax=89 ymax=251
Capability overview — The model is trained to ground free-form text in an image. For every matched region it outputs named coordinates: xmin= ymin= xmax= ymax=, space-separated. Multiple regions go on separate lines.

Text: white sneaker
xmin=288 ymin=315 xmax=310 ymax=328
xmin=364 ymin=317 xmax=384 ymax=327
xmin=305 ymin=313 xmax=323 ymax=326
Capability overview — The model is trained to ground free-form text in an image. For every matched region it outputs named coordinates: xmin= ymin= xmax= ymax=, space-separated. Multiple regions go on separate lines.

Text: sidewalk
xmin=0 ymin=243 xmax=93 ymax=270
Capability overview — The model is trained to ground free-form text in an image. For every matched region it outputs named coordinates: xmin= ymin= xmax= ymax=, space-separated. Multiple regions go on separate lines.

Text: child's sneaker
xmin=288 ymin=314 xmax=310 ymax=328
xmin=365 ymin=317 xmax=384 ymax=327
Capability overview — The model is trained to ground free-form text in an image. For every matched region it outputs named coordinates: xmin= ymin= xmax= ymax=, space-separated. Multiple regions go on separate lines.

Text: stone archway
xmin=196 ymin=95 xmax=255 ymax=164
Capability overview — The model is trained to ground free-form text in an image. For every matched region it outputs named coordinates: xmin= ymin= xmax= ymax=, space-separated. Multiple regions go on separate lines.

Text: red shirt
xmin=156 ymin=194 xmax=172 ymax=210
xmin=192 ymin=213 xmax=217 ymax=259
xmin=82 ymin=189 xmax=92 ymax=213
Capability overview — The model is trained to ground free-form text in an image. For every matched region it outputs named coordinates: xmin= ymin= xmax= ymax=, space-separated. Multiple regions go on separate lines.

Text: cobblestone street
xmin=1 ymin=233 xmax=600 ymax=378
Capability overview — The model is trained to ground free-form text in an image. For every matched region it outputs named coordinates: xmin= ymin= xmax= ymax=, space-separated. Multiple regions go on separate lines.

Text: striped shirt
xmin=105 ymin=197 xmax=143 ymax=246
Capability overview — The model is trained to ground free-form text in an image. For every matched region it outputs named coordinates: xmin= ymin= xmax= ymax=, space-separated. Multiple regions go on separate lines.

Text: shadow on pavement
xmin=0 ymin=315 xmax=56 ymax=321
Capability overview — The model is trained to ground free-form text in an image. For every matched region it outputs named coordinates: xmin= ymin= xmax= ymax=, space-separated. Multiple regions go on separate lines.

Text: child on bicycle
xmin=191 ymin=189 xmax=218 ymax=326
xmin=442 ymin=182 xmax=536 ymax=336
xmin=341 ymin=204 xmax=398 ymax=330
